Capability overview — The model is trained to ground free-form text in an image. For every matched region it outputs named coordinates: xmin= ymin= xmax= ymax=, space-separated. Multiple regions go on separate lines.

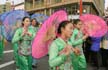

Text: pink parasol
xmin=80 ymin=14 xmax=107 ymax=37
xmin=32 ymin=10 xmax=68 ymax=59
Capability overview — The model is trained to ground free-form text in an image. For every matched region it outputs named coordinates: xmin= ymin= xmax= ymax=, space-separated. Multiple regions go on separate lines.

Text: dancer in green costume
xmin=12 ymin=17 xmax=35 ymax=70
xmin=12 ymin=19 xmax=22 ymax=69
xmin=49 ymin=21 xmax=76 ymax=70
xmin=30 ymin=18 xmax=39 ymax=68
xmin=69 ymin=19 xmax=88 ymax=70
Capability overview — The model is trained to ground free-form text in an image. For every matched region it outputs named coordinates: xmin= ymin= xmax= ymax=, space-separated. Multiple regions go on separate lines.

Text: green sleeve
xmin=49 ymin=42 xmax=67 ymax=67
xmin=29 ymin=28 xmax=36 ymax=40
xmin=69 ymin=29 xmax=83 ymax=47
xmin=12 ymin=29 xmax=22 ymax=43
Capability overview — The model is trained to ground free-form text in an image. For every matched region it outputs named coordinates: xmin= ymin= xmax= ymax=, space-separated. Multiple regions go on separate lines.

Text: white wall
xmin=15 ymin=4 xmax=24 ymax=10
xmin=68 ymin=15 xmax=80 ymax=20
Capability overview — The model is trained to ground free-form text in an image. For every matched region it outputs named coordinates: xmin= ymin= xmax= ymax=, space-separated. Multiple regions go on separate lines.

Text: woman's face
xmin=39 ymin=24 xmax=42 ymax=28
xmin=75 ymin=21 xmax=82 ymax=29
xmin=62 ymin=23 xmax=73 ymax=38
xmin=23 ymin=18 xmax=30 ymax=27
xmin=32 ymin=20 xmax=37 ymax=26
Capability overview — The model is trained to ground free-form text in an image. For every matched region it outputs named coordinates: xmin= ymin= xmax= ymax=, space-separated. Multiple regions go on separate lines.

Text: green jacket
xmin=69 ymin=28 xmax=87 ymax=70
xmin=12 ymin=27 xmax=35 ymax=55
xmin=49 ymin=38 xmax=73 ymax=70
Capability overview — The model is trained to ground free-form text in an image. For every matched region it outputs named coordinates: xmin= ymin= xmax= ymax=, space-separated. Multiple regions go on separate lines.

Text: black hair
xmin=57 ymin=20 xmax=71 ymax=34
xmin=73 ymin=19 xmax=81 ymax=25
xmin=31 ymin=18 xmax=39 ymax=27
xmin=22 ymin=16 xmax=30 ymax=26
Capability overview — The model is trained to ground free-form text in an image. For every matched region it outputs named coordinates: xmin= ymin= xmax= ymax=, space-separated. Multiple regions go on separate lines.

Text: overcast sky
xmin=0 ymin=0 xmax=108 ymax=8
xmin=0 ymin=0 xmax=24 ymax=5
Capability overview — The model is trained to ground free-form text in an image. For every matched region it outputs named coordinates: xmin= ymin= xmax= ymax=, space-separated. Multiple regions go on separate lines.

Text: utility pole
xmin=79 ymin=0 xmax=83 ymax=16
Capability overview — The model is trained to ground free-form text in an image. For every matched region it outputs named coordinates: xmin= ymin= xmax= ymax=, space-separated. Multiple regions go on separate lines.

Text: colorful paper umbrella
xmin=3 ymin=10 xmax=29 ymax=41
xmin=0 ymin=11 xmax=12 ymax=22
xmin=32 ymin=10 xmax=68 ymax=59
xmin=91 ymin=37 xmax=102 ymax=52
xmin=0 ymin=19 xmax=5 ymax=39
xmin=31 ymin=14 xmax=48 ymax=23
xmin=0 ymin=12 xmax=11 ymax=39
xmin=80 ymin=14 xmax=107 ymax=37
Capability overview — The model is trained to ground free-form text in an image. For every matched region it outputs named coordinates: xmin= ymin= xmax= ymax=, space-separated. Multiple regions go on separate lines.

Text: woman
xmin=30 ymin=18 xmax=39 ymax=68
xmin=39 ymin=22 xmax=42 ymax=28
xmin=49 ymin=21 xmax=75 ymax=70
xmin=101 ymin=22 xmax=108 ymax=70
xmin=12 ymin=19 xmax=22 ymax=69
xmin=30 ymin=18 xmax=39 ymax=33
xmin=12 ymin=17 xmax=35 ymax=70
xmin=69 ymin=19 xmax=88 ymax=70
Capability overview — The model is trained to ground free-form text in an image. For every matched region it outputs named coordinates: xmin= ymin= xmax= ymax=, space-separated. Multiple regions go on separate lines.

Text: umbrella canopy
xmin=3 ymin=10 xmax=29 ymax=41
xmin=0 ymin=12 xmax=12 ymax=39
xmin=32 ymin=10 xmax=68 ymax=59
xmin=80 ymin=14 xmax=107 ymax=37
xmin=0 ymin=11 xmax=12 ymax=22
xmin=31 ymin=14 xmax=48 ymax=23
xmin=0 ymin=17 xmax=5 ymax=41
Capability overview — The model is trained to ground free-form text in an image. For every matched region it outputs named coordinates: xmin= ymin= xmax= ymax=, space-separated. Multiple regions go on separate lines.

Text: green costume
xmin=0 ymin=25 xmax=4 ymax=59
xmin=49 ymin=38 xmax=74 ymax=70
xmin=69 ymin=28 xmax=87 ymax=70
xmin=30 ymin=25 xmax=39 ymax=65
xmin=12 ymin=27 xmax=35 ymax=70
xmin=12 ymin=42 xmax=19 ymax=67
xmin=30 ymin=26 xmax=39 ymax=33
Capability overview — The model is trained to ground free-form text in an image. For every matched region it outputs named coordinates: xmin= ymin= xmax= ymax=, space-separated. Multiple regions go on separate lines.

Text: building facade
xmin=104 ymin=7 xmax=108 ymax=25
xmin=25 ymin=0 xmax=105 ymax=16
xmin=15 ymin=2 xmax=24 ymax=10
xmin=0 ymin=2 xmax=11 ymax=14
xmin=104 ymin=7 xmax=108 ymax=17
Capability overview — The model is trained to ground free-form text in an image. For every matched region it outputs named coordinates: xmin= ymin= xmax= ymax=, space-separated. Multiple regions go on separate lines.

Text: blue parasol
xmin=3 ymin=10 xmax=29 ymax=41
xmin=0 ymin=14 xmax=5 ymax=39
xmin=0 ymin=11 xmax=12 ymax=22
xmin=31 ymin=14 xmax=48 ymax=23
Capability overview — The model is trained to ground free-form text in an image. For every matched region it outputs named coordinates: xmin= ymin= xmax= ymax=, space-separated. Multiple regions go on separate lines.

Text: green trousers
xmin=18 ymin=55 xmax=32 ymax=70
xmin=71 ymin=53 xmax=87 ymax=70
xmin=0 ymin=38 xmax=4 ymax=59
xmin=12 ymin=43 xmax=19 ymax=67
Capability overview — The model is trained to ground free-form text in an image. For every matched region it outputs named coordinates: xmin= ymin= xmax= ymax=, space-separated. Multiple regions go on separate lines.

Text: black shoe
xmin=93 ymin=67 xmax=99 ymax=70
xmin=32 ymin=65 xmax=37 ymax=68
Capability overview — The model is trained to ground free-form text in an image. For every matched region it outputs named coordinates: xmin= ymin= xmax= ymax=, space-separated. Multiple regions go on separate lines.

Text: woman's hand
xmin=59 ymin=45 xmax=71 ymax=56
xmin=74 ymin=47 xmax=80 ymax=55
xmin=22 ymin=28 xmax=28 ymax=36
xmin=43 ymin=25 xmax=56 ymax=42
xmin=22 ymin=31 xmax=26 ymax=36
xmin=82 ymin=34 xmax=89 ymax=40
xmin=26 ymin=32 xmax=32 ymax=36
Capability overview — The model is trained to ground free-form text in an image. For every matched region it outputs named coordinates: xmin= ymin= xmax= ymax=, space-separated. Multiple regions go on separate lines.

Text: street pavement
xmin=0 ymin=42 xmax=107 ymax=70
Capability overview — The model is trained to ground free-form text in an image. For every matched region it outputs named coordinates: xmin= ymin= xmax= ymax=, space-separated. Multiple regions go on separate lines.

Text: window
xmin=55 ymin=0 xmax=62 ymax=3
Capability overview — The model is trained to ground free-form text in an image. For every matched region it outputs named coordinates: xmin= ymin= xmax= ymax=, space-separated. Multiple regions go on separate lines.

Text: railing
xmin=25 ymin=0 xmax=79 ymax=11
xmin=25 ymin=2 xmax=33 ymax=11
xmin=34 ymin=1 xmax=44 ymax=8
